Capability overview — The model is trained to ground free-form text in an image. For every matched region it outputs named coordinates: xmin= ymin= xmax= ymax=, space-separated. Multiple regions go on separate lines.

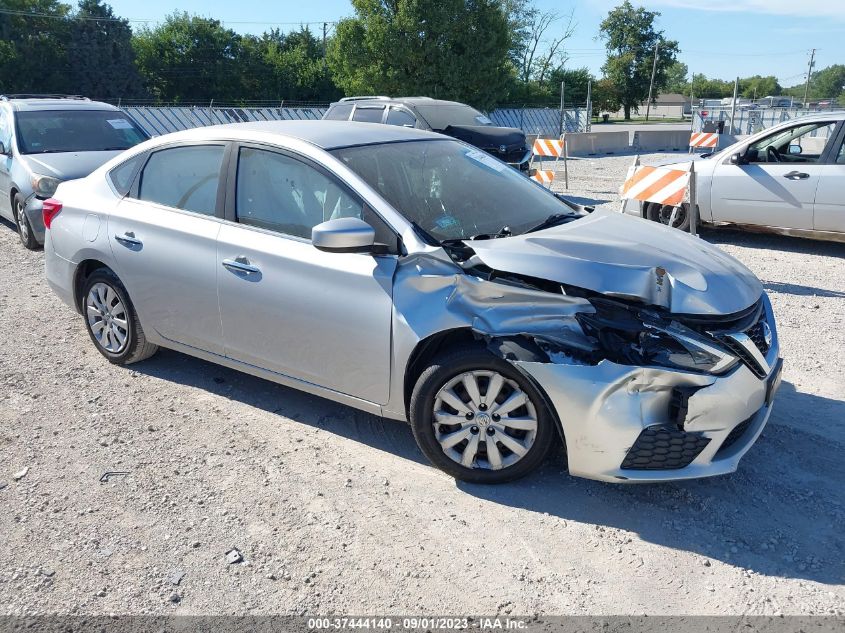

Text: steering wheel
xmin=766 ymin=146 xmax=781 ymax=163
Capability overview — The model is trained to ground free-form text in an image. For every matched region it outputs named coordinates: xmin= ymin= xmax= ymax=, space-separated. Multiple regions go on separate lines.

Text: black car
xmin=323 ymin=96 xmax=531 ymax=170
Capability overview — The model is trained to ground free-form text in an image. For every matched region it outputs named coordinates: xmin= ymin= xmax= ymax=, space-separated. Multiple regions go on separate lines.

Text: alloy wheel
xmin=85 ymin=282 xmax=129 ymax=354
xmin=432 ymin=370 xmax=538 ymax=470
xmin=15 ymin=200 xmax=30 ymax=243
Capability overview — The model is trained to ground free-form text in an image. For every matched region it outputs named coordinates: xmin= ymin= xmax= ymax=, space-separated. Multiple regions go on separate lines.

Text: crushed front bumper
xmin=22 ymin=193 xmax=46 ymax=244
xmin=516 ymin=349 xmax=782 ymax=483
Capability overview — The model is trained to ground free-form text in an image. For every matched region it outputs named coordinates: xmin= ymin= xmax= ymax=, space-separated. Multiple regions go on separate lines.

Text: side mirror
xmin=788 ymin=144 xmax=802 ymax=155
xmin=729 ymin=151 xmax=748 ymax=165
xmin=0 ymin=141 xmax=7 ymax=155
xmin=312 ymin=217 xmax=376 ymax=253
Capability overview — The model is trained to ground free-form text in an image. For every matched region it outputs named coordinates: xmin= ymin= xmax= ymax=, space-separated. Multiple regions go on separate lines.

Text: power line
xmin=0 ymin=8 xmax=339 ymax=26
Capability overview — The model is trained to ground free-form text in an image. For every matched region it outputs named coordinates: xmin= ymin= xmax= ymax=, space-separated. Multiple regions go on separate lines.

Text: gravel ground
xmin=1 ymin=152 xmax=843 ymax=616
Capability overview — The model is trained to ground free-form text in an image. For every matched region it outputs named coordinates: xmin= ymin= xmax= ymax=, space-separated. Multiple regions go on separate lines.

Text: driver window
xmin=746 ymin=122 xmax=835 ymax=164
xmin=138 ymin=145 xmax=225 ymax=215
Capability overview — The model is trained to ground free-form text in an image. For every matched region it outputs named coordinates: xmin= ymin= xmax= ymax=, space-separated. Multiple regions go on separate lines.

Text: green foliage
xmin=0 ymin=0 xmax=71 ymax=94
xmin=808 ymin=64 xmax=845 ymax=101
xmin=664 ymin=61 xmax=688 ymax=94
xmin=327 ymin=0 xmax=512 ymax=110
xmin=739 ymin=75 xmax=780 ymax=99
xmin=598 ymin=1 xmax=679 ymax=119
xmin=67 ymin=0 xmax=145 ymax=99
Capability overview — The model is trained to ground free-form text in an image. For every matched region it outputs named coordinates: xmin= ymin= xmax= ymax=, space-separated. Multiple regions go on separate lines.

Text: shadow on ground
xmin=133 ymin=348 xmax=844 ymax=586
xmin=701 ymin=226 xmax=845 ymax=259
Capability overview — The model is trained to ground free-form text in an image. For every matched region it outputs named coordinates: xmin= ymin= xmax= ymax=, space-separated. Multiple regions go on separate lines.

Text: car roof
xmin=3 ymin=97 xmax=120 ymax=112
xmin=161 ymin=120 xmax=447 ymax=150
xmin=334 ymin=97 xmax=471 ymax=108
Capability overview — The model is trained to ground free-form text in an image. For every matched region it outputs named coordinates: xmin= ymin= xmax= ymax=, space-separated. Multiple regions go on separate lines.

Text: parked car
xmin=626 ymin=112 xmax=845 ymax=242
xmin=323 ymin=96 xmax=531 ymax=171
xmin=44 ymin=121 xmax=782 ymax=484
xmin=0 ymin=94 xmax=149 ymax=249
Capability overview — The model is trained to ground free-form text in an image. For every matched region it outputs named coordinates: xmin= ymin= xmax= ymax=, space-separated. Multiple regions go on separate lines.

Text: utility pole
xmin=645 ymin=42 xmax=659 ymax=122
xmin=586 ymin=80 xmax=592 ymax=131
xmin=803 ymin=48 xmax=816 ymax=107
xmin=322 ymin=22 xmax=328 ymax=62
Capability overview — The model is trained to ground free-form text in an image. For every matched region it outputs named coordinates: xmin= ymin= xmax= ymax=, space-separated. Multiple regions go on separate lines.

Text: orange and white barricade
xmin=531 ymin=169 xmax=555 ymax=185
xmin=689 ymin=132 xmax=719 ymax=151
xmin=619 ymin=156 xmax=698 ymax=236
xmin=529 ymin=136 xmax=568 ymax=189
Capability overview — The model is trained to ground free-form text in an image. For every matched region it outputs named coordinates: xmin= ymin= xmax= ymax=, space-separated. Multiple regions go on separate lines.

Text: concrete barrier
xmin=632 ymin=130 xmax=689 ymax=152
xmin=564 ymin=131 xmax=630 ymax=156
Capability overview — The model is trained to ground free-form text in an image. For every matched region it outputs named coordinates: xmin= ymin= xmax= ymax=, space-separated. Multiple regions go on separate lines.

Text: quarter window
xmin=108 ymin=154 xmax=145 ymax=196
xmin=352 ymin=106 xmax=384 ymax=123
xmin=386 ymin=108 xmax=416 ymax=127
xmin=138 ymin=145 xmax=225 ymax=215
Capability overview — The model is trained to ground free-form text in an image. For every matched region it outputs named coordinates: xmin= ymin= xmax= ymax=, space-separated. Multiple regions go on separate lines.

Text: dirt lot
xmin=1 ymin=152 xmax=843 ymax=616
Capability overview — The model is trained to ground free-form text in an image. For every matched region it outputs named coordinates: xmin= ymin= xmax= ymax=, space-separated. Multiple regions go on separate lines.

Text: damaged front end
xmin=391 ymin=224 xmax=781 ymax=483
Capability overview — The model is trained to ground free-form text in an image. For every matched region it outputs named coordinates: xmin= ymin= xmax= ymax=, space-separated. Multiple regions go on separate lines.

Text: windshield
xmin=331 ymin=139 xmax=578 ymax=241
xmin=15 ymin=110 xmax=148 ymax=154
xmin=414 ymin=105 xmax=493 ymax=130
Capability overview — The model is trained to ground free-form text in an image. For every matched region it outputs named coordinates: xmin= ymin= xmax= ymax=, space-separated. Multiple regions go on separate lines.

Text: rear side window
xmin=386 ymin=108 xmax=416 ymax=127
xmin=108 ymin=154 xmax=145 ymax=196
xmin=352 ymin=106 xmax=384 ymax=123
xmin=324 ymin=104 xmax=353 ymax=121
xmin=138 ymin=145 xmax=224 ymax=215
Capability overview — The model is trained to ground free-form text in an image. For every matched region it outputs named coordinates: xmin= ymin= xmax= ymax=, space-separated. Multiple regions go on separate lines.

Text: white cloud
xmin=644 ymin=0 xmax=845 ymax=20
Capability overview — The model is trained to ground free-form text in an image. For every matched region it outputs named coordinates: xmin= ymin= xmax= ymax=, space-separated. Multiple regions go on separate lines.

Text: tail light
xmin=42 ymin=198 xmax=63 ymax=229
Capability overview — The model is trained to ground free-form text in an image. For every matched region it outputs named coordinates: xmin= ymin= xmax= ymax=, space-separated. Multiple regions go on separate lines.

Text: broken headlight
xmin=576 ymin=299 xmax=737 ymax=375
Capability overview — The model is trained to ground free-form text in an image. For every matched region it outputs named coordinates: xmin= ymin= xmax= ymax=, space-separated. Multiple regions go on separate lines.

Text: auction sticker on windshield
xmin=107 ymin=119 xmax=134 ymax=129
xmin=465 ymin=148 xmax=506 ymax=172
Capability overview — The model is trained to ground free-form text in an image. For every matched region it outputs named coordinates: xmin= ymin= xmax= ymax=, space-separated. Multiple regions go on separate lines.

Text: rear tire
xmin=409 ymin=346 xmax=556 ymax=484
xmin=13 ymin=194 xmax=39 ymax=251
xmin=81 ymin=268 xmax=159 ymax=365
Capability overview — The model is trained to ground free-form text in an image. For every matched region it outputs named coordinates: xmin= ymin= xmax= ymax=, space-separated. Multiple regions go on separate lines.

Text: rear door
xmin=216 ymin=143 xmax=397 ymax=404
xmin=0 ymin=108 xmax=12 ymax=220
xmin=710 ymin=120 xmax=836 ymax=229
xmin=813 ymin=124 xmax=845 ymax=233
xmin=108 ymin=143 xmax=229 ymax=355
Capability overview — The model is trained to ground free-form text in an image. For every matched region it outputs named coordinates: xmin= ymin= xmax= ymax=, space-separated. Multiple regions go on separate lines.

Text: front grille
xmin=745 ymin=320 xmax=770 ymax=356
xmin=717 ymin=416 xmax=754 ymax=455
xmin=721 ymin=337 xmax=767 ymax=379
xmin=621 ymin=426 xmax=711 ymax=470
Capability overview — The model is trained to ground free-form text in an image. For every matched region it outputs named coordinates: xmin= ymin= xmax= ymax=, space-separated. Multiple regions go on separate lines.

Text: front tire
xmin=81 ymin=268 xmax=159 ymax=365
xmin=13 ymin=194 xmax=39 ymax=251
xmin=646 ymin=201 xmax=692 ymax=232
xmin=409 ymin=346 xmax=556 ymax=483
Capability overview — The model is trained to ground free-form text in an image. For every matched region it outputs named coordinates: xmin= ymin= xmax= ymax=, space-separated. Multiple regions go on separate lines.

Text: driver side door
xmin=710 ymin=121 xmax=836 ymax=229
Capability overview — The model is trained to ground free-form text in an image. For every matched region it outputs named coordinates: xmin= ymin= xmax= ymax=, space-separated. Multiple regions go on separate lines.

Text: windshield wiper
xmin=523 ymin=213 xmax=576 ymax=234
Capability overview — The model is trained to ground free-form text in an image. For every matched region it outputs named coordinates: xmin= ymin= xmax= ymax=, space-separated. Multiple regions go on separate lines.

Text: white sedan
xmin=624 ymin=112 xmax=845 ymax=241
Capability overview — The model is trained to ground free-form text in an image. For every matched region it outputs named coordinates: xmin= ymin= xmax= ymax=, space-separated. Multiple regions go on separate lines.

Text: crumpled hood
xmin=20 ymin=150 xmax=124 ymax=181
xmin=467 ymin=209 xmax=763 ymax=315
xmin=443 ymin=125 xmax=525 ymax=149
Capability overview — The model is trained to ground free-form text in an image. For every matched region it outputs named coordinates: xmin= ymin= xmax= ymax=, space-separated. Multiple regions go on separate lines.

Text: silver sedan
xmin=44 ymin=121 xmax=782 ymax=484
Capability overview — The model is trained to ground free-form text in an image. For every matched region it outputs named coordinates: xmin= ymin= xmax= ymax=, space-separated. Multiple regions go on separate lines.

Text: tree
xmin=132 ymin=13 xmax=245 ymax=102
xmin=592 ymin=78 xmax=620 ymax=113
xmin=739 ymin=75 xmax=780 ymax=100
xmin=67 ymin=0 xmax=145 ymax=99
xmin=545 ymin=66 xmax=592 ymax=106
xmin=0 ymin=0 xmax=71 ymax=94
xmin=809 ymin=64 xmax=845 ymax=100
xmin=664 ymin=61 xmax=688 ymax=95
xmin=598 ymin=1 xmax=678 ymax=119
xmin=328 ymin=0 xmax=512 ymax=110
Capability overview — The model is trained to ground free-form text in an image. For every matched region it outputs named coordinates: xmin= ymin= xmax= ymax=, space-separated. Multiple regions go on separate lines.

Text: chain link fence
xmin=118 ymin=104 xmax=590 ymax=138
xmin=693 ymin=106 xmax=845 ymax=136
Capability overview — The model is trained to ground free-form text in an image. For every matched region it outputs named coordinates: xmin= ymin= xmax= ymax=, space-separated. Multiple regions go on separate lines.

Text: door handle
xmin=783 ymin=171 xmax=810 ymax=180
xmin=222 ymin=257 xmax=261 ymax=275
xmin=114 ymin=231 xmax=142 ymax=247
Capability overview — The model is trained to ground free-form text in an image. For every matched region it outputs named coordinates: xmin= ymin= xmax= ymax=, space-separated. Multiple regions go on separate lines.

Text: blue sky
xmin=104 ymin=0 xmax=844 ymax=89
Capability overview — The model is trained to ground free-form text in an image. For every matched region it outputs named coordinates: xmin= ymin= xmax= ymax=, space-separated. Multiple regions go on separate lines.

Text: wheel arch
xmin=73 ymin=259 xmax=113 ymax=313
